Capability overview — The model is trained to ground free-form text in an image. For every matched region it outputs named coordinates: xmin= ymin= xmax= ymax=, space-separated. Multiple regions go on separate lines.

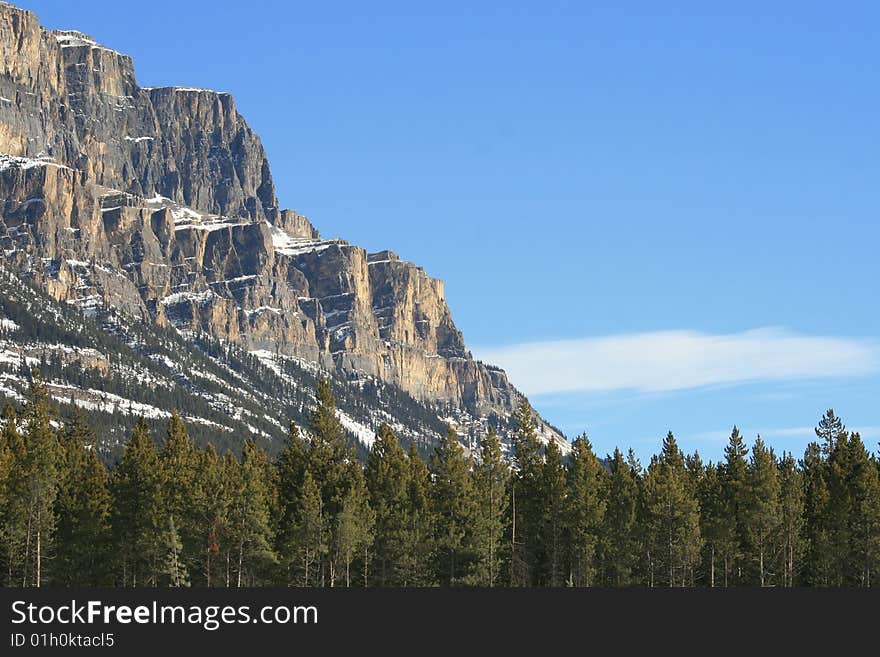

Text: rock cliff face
xmin=0 ymin=2 xmax=565 ymax=448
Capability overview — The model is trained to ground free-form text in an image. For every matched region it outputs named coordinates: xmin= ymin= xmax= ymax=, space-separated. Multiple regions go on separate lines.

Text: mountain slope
xmin=0 ymin=2 xmax=568 ymax=456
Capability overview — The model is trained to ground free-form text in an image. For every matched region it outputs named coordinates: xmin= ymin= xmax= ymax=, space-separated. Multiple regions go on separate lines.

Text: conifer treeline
xmin=1 ymin=373 xmax=879 ymax=587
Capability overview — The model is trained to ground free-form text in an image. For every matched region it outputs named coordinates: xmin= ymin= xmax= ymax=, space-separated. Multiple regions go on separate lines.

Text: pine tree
xmin=744 ymin=437 xmax=781 ymax=586
xmin=364 ymin=423 xmax=409 ymax=585
xmin=696 ymin=462 xmax=725 ymax=587
xmin=0 ymin=402 xmax=26 ymax=586
xmin=720 ymin=426 xmax=749 ymax=585
xmin=813 ymin=409 xmax=856 ymax=585
xmin=192 ymin=444 xmax=226 ymax=586
xmin=159 ymin=412 xmax=199 ymax=576
xmin=162 ymin=515 xmax=190 ymax=587
xmin=824 ymin=424 xmax=856 ymax=585
xmin=18 ymin=373 xmax=62 ymax=587
xmin=401 ymin=442 xmax=434 ymax=586
xmin=111 ymin=419 xmax=165 ymax=586
xmin=627 ymin=449 xmax=650 ymax=585
xmin=54 ymin=409 xmax=112 ymax=585
xmin=802 ymin=441 xmax=833 ymax=585
xmin=335 ymin=468 xmax=374 ymax=587
xmin=430 ymin=426 xmax=477 ymax=585
xmin=601 ymin=448 xmax=639 ymax=586
xmin=0 ymin=407 xmax=8 ymax=572
xmin=220 ymin=451 xmax=242 ymax=586
xmin=565 ymin=434 xmax=606 ymax=587
xmin=472 ymin=426 xmax=509 ymax=587
xmin=642 ymin=432 xmax=702 ymax=587
xmin=816 ymin=409 xmax=847 ymax=455
xmin=510 ymin=398 xmax=543 ymax=586
xmin=307 ymin=380 xmax=359 ymax=586
xmin=685 ymin=450 xmax=703 ymax=485
xmin=228 ymin=439 xmax=276 ymax=587
xmin=308 ymin=380 xmax=352 ymax=504
xmin=541 ymin=439 xmax=567 ymax=586
xmin=294 ymin=470 xmax=327 ymax=586
xmin=842 ymin=433 xmax=880 ymax=586
xmin=777 ymin=452 xmax=804 ymax=587
xmin=275 ymin=421 xmax=308 ymax=577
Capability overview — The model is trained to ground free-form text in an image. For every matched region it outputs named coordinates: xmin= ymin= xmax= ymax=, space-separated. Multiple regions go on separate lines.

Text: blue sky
xmin=20 ymin=1 xmax=880 ymax=462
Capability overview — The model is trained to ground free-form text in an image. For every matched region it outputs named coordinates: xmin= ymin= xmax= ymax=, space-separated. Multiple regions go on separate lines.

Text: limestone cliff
xmin=0 ymin=2 xmax=566 ymax=448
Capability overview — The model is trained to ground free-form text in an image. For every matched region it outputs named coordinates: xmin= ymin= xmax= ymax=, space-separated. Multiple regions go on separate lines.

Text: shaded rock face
xmin=0 ymin=3 xmax=563 ymax=441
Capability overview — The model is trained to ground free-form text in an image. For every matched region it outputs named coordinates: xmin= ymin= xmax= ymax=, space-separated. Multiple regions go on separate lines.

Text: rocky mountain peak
xmin=0 ymin=2 xmax=568 ymax=453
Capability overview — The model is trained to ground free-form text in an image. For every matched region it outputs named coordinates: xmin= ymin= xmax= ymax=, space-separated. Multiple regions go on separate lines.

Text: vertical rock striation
xmin=0 ymin=2 xmax=566 ymax=448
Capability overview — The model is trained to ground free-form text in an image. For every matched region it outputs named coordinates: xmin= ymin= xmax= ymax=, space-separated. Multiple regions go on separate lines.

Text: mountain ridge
xmin=0 ymin=2 xmax=568 ymax=455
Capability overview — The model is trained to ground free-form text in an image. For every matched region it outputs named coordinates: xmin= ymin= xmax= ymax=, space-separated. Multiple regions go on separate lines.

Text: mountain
xmin=0 ymin=2 xmax=568 ymax=457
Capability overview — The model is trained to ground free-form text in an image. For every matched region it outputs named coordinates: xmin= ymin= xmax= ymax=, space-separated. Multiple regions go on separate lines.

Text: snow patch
xmin=175 ymin=217 xmax=250 ymax=233
xmin=246 ymin=306 xmax=283 ymax=318
xmin=0 ymin=153 xmax=67 ymax=172
xmin=161 ymin=290 xmax=214 ymax=306
xmin=250 ymin=349 xmax=282 ymax=376
xmin=336 ymin=409 xmax=375 ymax=448
xmin=53 ymin=31 xmax=120 ymax=54
xmin=270 ymin=223 xmax=341 ymax=257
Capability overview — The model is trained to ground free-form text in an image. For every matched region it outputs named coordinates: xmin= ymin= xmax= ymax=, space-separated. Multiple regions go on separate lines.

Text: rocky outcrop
xmin=0 ymin=2 xmax=566 ymax=447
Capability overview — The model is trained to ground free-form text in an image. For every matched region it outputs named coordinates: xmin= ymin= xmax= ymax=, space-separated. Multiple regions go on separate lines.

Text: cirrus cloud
xmin=476 ymin=328 xmax=880 ymax=396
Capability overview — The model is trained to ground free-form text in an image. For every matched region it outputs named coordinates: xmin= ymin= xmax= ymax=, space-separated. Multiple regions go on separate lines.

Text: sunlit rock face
xmin=0 ymin=2 xmax=567 ymax=449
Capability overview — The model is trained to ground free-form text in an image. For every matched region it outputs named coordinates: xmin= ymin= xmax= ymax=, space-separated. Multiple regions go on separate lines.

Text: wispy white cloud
xmin=476 ymin=328 xmax=880 ymax=396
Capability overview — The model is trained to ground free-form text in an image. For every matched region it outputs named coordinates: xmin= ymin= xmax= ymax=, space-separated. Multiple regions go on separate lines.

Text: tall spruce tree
xmin=510 ymin=398 xmax=543 ymax=586
xmin=364 ymin=423 xmax=409 ymax=585
xmin=0 ymin=402 xmax=26 ymax=586
xmin=745 ymin=437 xmax=781 ymax=586
xmin=294 ymin=470 xmax=326 ymax=586
xmin=601 ymin=448 xmax=639 ymax=586
xmin=162 ymin=515 xmax=190 ymax=587
xmin=275 ymin=421 xmax=308 ymax=578
xmin=627 ymin=449 xmax=650 ymax=585
xmin=219 ymin=451 xmax=243 ymax=587
xmin=19 ymin=374 xmax=62 ymax=587
xmin=192 ymin=444 xmax=226 ymax=586
xmin=801 ymin=441 xmax=833 ymax=585
xmin=720 ymin=426 xmax=749 ymax=585
xmin=111 ymin=419 xmax=165 ymax=586
xmin=335 ymin=468 xmax=374 ymax=587
xmin=402 ymin=442 xmax=434 ymax=586
xmin=816 ymin=409 xmax=847 ymax=454
xmin=307 ymin=380 xmax=360 ymax=586
xmin=841 ymin=433 xmax=880 ymax=586
xmin=228 ymin=439 xmax=276 ymax=587
xmin=823 ymin=416 xmax=855 ymax=585
xmin=642 ymin=432 xmax=702 ymax=587
xmin=777 ymin=452 xmax=804 ymax=587
xmin=0 ymin=408 xmax=8 ymax=577
xmin=472 ymin=426 xmax=509 ymax=587
xmin=54 ymin=410 xmax=111 ymax=585
xmin=565 ymin=434 xmax=606 ymax=587
xmin=540 ymin=440 xmax=567 ymax=586
xmin=430 ymin=426 xmax=477 ymax=585
xmin=696 ymin=462 xmax=726 ymax=587
xmin=159 ymin=412 xmax=199 ymax=576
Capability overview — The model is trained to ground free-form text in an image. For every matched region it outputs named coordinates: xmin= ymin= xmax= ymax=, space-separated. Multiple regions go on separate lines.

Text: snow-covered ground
xmin=336 ymin=409 xmax=376 ymax=448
